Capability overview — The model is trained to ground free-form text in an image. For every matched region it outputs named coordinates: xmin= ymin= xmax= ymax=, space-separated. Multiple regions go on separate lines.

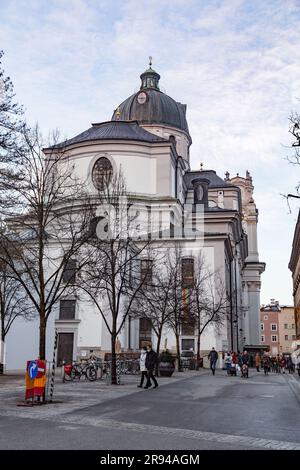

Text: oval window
xmin=92 ymin=157 xmax=113 ymax=191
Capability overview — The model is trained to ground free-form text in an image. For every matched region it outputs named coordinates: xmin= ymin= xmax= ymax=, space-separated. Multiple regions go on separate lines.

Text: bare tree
xmin=78 ymin=170 xmax=152 ymax=384
xmin=282 ymin=113 xmax=300 ymax=211
xmin=0 ymin=258 xmax=35 ymax=373
xmin=190 ymin=256 xmax=229 ymax=366
xmin=0 ymin=126 xmax=94 ymax=360
xmin=131 ymin=252 xmax=175 ymax=372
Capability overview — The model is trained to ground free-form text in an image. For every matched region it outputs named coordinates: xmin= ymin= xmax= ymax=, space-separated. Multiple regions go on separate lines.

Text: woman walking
xmin=137 ymin=346 xmax=148 ymax=388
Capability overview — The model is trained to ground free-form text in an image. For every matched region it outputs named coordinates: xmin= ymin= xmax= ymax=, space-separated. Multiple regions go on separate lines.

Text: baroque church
xmin=5 ymin=63 xmax=265 ymax=368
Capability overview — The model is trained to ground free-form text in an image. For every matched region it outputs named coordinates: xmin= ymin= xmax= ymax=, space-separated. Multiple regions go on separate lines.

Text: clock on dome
xmin=136 ymin=91 xmax=147 ymax=105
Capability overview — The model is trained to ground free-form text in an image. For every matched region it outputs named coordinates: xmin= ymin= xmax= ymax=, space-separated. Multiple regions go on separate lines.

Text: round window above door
xmin=92 ymin=157 xmax=113 ymax=191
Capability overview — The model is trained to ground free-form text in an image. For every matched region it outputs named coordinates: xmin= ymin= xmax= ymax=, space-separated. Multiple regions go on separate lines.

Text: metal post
xmin=49 ymin=329 xmax=58 ymax=403
xmin=116 ymin=356 xmax=121 ymax=385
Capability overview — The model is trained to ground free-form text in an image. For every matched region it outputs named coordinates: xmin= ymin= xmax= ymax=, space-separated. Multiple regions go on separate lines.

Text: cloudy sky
xmin=1 ymin=0 xmax=300 ymax=304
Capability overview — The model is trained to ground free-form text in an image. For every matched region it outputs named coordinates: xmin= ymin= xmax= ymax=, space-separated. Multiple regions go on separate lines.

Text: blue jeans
xmin=210 ymin=361 xmax=217 ymax=374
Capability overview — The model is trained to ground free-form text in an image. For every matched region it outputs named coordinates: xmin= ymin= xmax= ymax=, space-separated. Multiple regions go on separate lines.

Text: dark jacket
xmin=146 ymin=350 xmax=158 ymax=370
xmin=241 ymin=354 xmax=249 ymax=365
xmin=208 ymin=350 xmax=218 ymax=363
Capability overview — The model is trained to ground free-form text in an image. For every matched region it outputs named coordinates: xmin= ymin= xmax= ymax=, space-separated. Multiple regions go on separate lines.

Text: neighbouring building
xmin=289 ymin=209 xmax=300 ymax=339
xmin=260 ymin=299 xmax=296 ymax=354
xmin=3 ymin=62 xmax=265 ymax=369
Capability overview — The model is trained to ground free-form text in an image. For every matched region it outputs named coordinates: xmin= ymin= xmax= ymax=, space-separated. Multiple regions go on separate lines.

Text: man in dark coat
xmin=145 ymin=345 xmax=158 ymax=389
xmin=242 ymin=350 xmax=249 ymax=365
xmin=208 ymin=347 xmax=218 ymax=375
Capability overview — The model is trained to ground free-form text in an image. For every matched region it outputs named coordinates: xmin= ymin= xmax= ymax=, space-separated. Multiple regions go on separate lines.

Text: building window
xmin=264 ymin=315 xmax=268 ymax=320
xmin=292 ymin=324 xmax=295 ymax=329
xmin=284 ymin=324 xmax=288 ymax=329
xmin=62 ymin=259 xmax=77 ymax=284
xmin=141 ymin=259 xmax=152 ymax=285
xmin=181 ymin=339 xmax=194 ymax=351
xmin=285 ymin=335 xmax=289 ymax=341
xmin=170 ymin=211 xmax=175 ymax=238
xmin=59 ymin=300 xmax=76 ymax=320
xmin=139 ymin=317 xmax=152 ymax=348
xmin=271 ymin=335 xmax=277 ymax=342
xmin=261 ymin=335 xmax=265 ymax=342
xmin=292 ymin=335 xmax=296 ymax=340
xmin=181 ymin=258 xmax=194 ymax=288
xmin=92 ymin=157 xmax=113 ymax=191
xmin=271 ymin=324 xmax=277 ymax=331
xmin=260 ymin=323 xmax=264 ymax=331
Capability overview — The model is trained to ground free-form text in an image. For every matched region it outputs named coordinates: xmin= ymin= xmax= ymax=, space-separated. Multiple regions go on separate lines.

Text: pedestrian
xmin=242 ymin=350 xmax=249 ymax=366
xmin=224 ymin=351 xmax=232 ymax=375
xmin=208 ymin=347 xmax=218 ymax=375
xmin=237 ymin=350 xmax=243 ymax=367
xmin=262 ymin=354 xmax=271 ymax=375
xmin=144 ymin=344 xmax=158 ymax=389
xmin=286 ymin=355 xmax=294 ymax=374
xmin=279 ymin=356 xmax=286 ymax=374
xmin=255 ymin=353 xmax=261 ymax=372
xmin=232 ymin=351 xmax=237 ymax=364
xmin=137 ymin=346 xmax=148 ymax=388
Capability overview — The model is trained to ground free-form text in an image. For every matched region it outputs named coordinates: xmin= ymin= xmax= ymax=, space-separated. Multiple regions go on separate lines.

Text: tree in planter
xmin=158 ymin=349 xmax=175 ymax=377
xmin=0 ymin=126 xmax=94 ymax=360
xmin=77 ymin=170 xmax=153 ymax=385
xmin=0 ymin=258 xmax=35 ymax=373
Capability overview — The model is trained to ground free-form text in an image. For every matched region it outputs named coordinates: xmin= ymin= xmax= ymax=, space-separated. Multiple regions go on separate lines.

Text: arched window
xmin=181 ymin=258 xmax=194 ymax=288
xmin=92 ymin=157 xmax=113 ymax=191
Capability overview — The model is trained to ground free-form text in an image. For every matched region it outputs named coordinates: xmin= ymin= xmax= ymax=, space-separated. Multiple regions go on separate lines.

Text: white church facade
xmin=4 ymin=64 xmax=265 ymax=369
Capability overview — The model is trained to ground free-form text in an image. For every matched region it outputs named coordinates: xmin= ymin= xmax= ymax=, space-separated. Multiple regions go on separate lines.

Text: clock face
xmin=137 ymin=91 xmax=147 ymax=104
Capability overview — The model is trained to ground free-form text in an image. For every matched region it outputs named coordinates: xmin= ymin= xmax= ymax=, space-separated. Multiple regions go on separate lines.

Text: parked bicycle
xmin=63 ymin=359 xmax=97 ymax=382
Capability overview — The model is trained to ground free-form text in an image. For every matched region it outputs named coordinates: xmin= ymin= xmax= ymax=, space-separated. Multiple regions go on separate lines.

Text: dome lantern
xmin=140 ymin=56 xmax=160 ymax=90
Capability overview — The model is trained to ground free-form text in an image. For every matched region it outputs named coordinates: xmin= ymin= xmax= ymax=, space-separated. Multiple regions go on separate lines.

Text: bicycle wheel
xmin=71 ymin=364 xmax=81 ymax=380
xmin=87 ymin=365 xmax=97 ymax=382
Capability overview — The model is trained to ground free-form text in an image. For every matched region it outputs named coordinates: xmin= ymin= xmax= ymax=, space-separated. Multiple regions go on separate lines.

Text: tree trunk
xmin=0 ymin=337 xmax=4 ymax=375
xmin=175 ymin=331 xmax=181 ymax=372
xmin=155 ymin=330 xmax=162 ymax=376
xmin=39 ymin=313 xmax=46 ymax=360
xmin=111 ymin=334 xmax=117 ymax=385
xmin=0 ymin=303 xmax=5 ymax=373
xmin=196 ymin=324 xmax=201 ymax=370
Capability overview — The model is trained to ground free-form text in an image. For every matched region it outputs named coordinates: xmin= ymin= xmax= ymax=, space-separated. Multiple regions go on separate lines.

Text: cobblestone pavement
xmin=0 ymin=369 xmax=299 ymax=450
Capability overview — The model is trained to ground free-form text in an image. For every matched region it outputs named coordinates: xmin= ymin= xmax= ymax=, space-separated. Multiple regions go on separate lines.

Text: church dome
xmin=111 ymin=62 xmax=190 ymax=139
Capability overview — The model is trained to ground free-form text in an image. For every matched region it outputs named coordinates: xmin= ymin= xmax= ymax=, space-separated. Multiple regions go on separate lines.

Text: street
xmin=0 ymin=369 xmax=300 ymax=450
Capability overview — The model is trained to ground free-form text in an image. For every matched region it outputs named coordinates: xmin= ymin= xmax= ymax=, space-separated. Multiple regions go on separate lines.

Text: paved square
xmin=1 ymin=369 xmax=300 ymax=450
